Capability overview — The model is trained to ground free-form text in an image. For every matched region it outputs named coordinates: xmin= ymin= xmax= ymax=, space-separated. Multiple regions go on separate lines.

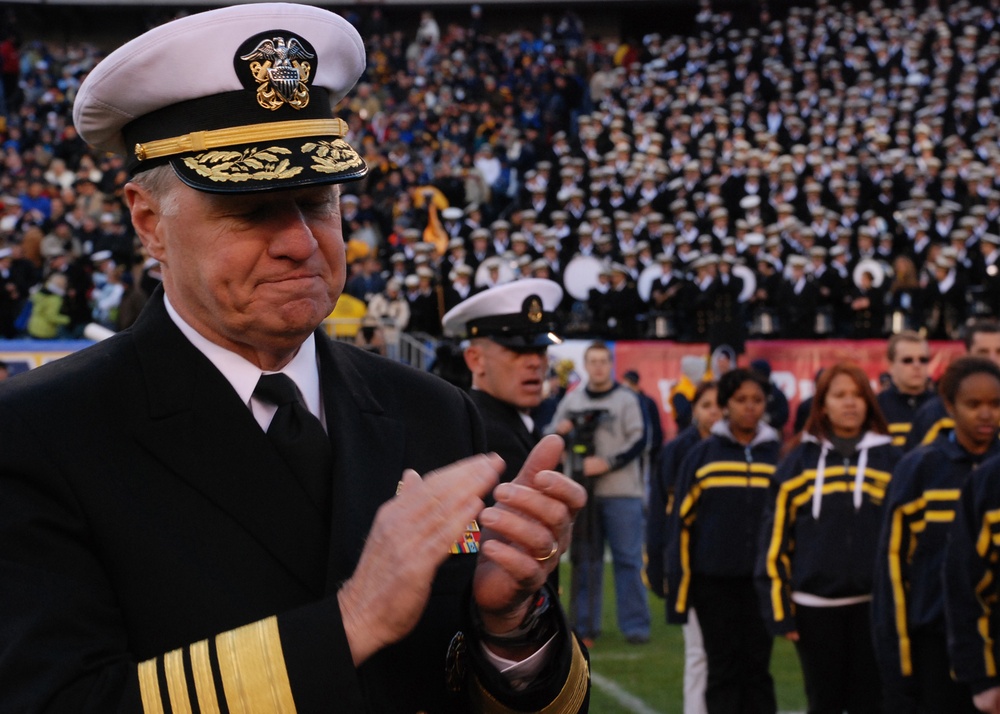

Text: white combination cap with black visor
xmin=441 ymin=279 xmax=563 ymax=351
xmin=73 ymin=3 xmax=368 ymax=193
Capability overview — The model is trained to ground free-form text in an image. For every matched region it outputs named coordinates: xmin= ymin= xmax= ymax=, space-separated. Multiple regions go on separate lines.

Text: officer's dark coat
xmin=0 ymin=291 xmax=588 ymax=713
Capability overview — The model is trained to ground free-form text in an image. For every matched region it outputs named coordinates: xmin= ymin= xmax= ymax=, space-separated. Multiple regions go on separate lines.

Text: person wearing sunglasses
xmin=877 ymin=330 xmax=935 ymax=450
xmin=906 ymin=319 xmax=1000 ymax=450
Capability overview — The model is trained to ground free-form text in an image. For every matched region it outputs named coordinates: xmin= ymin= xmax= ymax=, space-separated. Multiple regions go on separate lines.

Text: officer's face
xmin=467 ymin=339 xmax=548 ymax=410
xmin=128 ymin=175 xmax=345 ymax=367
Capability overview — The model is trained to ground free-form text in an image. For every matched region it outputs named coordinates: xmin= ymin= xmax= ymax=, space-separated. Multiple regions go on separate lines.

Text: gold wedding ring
xmin=535 ymin=540 xmax=559 ymax=562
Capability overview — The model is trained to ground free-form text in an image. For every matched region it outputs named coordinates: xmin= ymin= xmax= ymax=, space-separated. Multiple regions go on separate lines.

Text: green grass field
xmin=557 ymin=560 xmax=808 ymax=713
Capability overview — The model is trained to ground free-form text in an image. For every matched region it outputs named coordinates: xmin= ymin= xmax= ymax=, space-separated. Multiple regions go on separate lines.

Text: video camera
xmin=567 ymin=408 xmax=608 ymax=460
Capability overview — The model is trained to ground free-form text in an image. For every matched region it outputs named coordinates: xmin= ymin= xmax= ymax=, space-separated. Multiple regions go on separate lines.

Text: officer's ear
xmin=462 ymin=342 xmax=484 ymax=375
xmin=463 ymin=342 xmax=485 ymax=376
xmin=123 ymin=180 xmax=169 ymax=263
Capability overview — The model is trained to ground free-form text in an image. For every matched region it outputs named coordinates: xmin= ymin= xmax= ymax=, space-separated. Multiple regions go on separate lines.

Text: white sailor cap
xmin=73 ymin=3 xmax=367 ymax=193
xmin=441 ymin=278 xmax=563 ymax=349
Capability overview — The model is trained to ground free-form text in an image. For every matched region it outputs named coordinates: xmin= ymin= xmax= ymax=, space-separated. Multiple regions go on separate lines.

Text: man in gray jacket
xmin=550 ymin=341 xmax=651 ymax=645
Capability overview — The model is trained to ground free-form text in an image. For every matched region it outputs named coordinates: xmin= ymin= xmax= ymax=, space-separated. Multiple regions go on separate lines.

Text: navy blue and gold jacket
xmin=943 ymin=451 xmax=1000 ymax=694
xmin=757 ymin=432 xmax=899 ymax=636
xmin=647 ymin=425 xmax=703 ymax=602
xmin=665 ymin=420 xmax=781 ymax=624
xmin=904 ymin=395 xmax=951 ymax=450
xmin=873 ymin=434 xmax=1000 ymax=684
xmin=877 ymin=383 xmax=936 ymax=449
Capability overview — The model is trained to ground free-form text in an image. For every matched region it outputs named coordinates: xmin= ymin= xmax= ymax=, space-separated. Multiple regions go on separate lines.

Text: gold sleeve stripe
xmin=471 ymin=634 xmax=590 ymax=713
xmin=976 ymin=568 xmax=997 ymax=678
xmin=190 ymin=639 xmax=222 ymax=714
xmin=676 ymin=528 xmax=692 ymax=613
xmin=138 ymin=658 xmax=165 ymax=714
xmin=887 ymin=497 xmax=927 ymax=676
xmin=921 ymin=418 xmax=954 ymax=445
xmin=216 ymin=616 xmax=297 ymax=714
xmin=977 ymin=511 xmax=1000 ymax=557
xmin=765 ymin=486 xmax=791 ymax=622
xmin=163 ymin=648 xmax=193 ymax=714
xmin=888 ymin=423 xmax=912 ymax=434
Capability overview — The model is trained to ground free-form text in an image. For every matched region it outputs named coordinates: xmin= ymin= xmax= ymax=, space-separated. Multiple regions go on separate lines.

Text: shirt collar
xmin=163 ymin=294 xmax=322 ymax=421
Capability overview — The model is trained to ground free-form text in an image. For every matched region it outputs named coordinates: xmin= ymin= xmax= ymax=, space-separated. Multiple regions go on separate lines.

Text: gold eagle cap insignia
xmin=526 ymin=296 xmax=543 ymax=323
xmin=241 ymin=36 xmax=315 ymax=110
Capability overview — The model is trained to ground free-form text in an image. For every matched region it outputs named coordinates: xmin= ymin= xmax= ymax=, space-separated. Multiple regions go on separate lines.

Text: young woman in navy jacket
xmin=667 ymin=368 xmax=781 ymax=714
xmin=757 ymin=362 xmax=901 ymax=714
xmin=878 ymin=357 xmax=1000 ymax=712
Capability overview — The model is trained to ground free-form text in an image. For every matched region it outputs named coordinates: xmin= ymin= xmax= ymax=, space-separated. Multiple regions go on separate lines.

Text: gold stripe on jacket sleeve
xmin=471 ymin=634 xmax=590 ymax=713
xmin=138 ymin=658 xmax=165 ymax=714
xmin=676 ymin=528 xmax=693 ymax=614
xmin=921 ymin=418 xmax=954 ymax=446
xmin=164 ymin=647 xmax=194 ymax=714
xmin=888 ymin=497 xmax=927 ymax=676
xmin=190 ymin=639 xmax=222 ymax=714
xmin=216 ymin=616 xmax=297 ymax=714
xmin=765 ymin=485 xmax=793 ymax=623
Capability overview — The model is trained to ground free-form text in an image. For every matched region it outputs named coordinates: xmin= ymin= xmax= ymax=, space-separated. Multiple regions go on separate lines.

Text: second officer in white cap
xmin=442 ymin=278 xmax=564 ymax=483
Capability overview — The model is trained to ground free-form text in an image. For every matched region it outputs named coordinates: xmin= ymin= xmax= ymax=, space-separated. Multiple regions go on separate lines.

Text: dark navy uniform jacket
xmin=943 ymin=448 xmax=1000 ymax=695
xmin=665 ymin=421 xmax=781 ymax=624
xmin=877 ymin=383 xmax=936 ymax=449
xmin=874 ymin=434 xmax=1000 ymax=685
xmin=757 ymin=432 xmax=899 ymax=636
xmin=647 ymin=425 xmax=702 ymax=603
xmin=0 ymin=291 xmax=589 ymax=714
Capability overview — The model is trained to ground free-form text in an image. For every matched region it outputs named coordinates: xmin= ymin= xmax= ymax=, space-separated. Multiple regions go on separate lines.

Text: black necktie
xmin=254 ymin=373 xmax=332 ymax=519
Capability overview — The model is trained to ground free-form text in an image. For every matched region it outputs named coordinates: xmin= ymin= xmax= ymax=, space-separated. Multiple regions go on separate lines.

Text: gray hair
xmin=128 ymin=165 xmax=182 ymax=217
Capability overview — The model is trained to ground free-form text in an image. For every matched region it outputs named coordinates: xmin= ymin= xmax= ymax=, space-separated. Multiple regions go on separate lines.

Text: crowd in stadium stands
xmin=1 ymin=0 xmax=1000 ymax=349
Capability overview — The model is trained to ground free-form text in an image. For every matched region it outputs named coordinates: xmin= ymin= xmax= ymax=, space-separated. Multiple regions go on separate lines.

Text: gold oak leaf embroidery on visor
xmin=182 ymin=146 xmax=303 ymax=182
xmin=302 ymin=140 xmax=364 ymax=174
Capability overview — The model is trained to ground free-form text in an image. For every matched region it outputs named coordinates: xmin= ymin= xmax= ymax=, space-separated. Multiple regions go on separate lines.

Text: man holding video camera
xmin=550 ymin=341 xmax=651 ymax=646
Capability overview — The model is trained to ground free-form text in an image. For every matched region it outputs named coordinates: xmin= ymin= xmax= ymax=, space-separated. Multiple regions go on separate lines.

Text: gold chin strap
xmin=134 ymin=117 xmax=348 ymax=162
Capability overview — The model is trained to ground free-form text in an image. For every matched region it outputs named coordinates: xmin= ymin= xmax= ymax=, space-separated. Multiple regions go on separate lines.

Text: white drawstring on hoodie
xmin=810 ymin=436 xmax=873 ymax=520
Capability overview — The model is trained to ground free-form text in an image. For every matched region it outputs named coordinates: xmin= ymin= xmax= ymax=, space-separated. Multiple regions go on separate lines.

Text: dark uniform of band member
xmin=0 ymin=6 xmax=589 ymax=713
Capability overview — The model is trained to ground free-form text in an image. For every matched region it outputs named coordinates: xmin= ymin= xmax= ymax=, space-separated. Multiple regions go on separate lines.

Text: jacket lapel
xmin=128 ymin=294 xmax=328 ymax=594
xmin=317 ymin=340 xmax=405 ymax=590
